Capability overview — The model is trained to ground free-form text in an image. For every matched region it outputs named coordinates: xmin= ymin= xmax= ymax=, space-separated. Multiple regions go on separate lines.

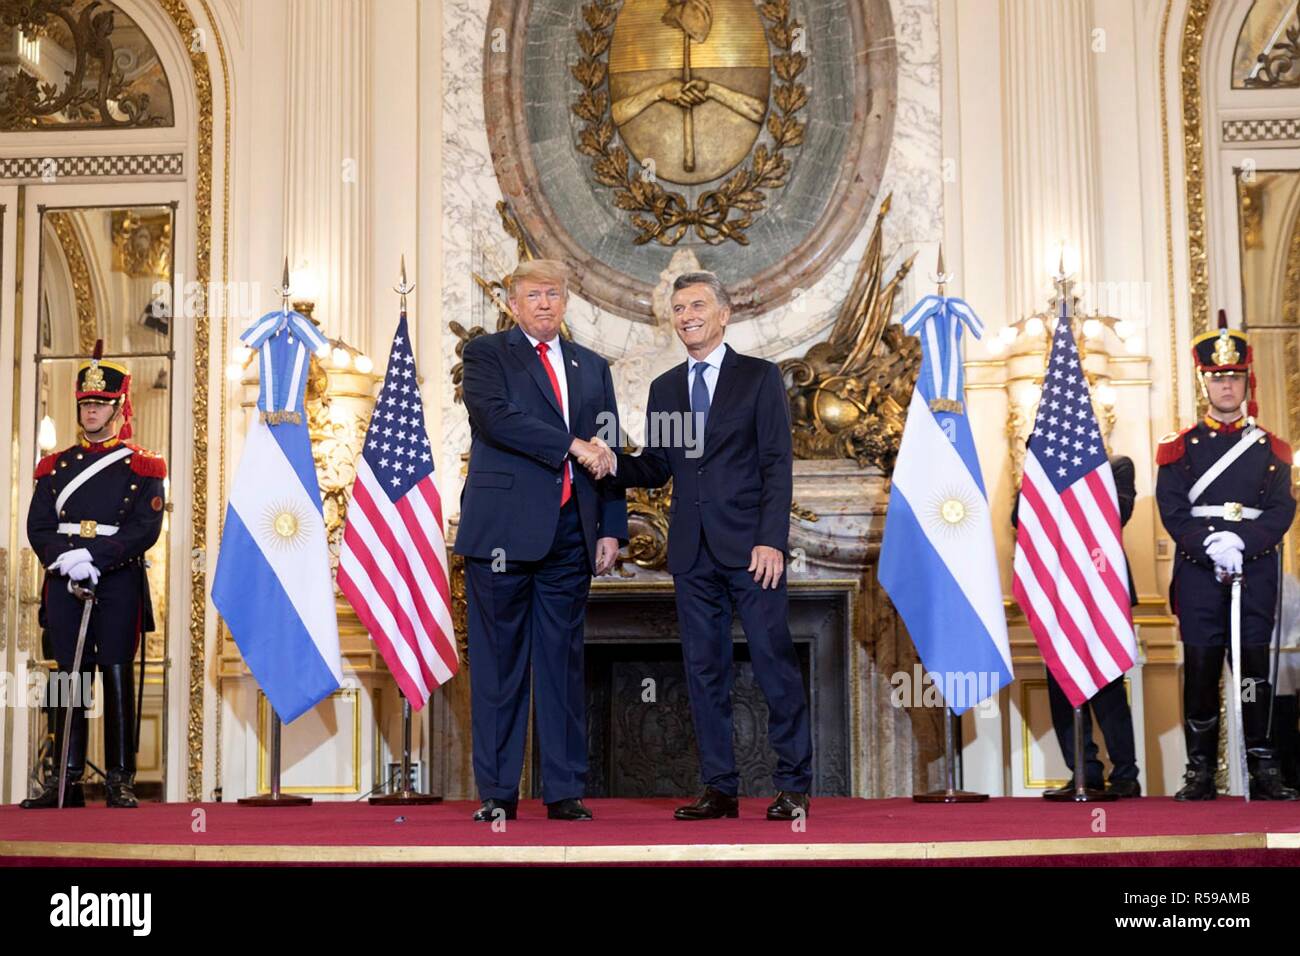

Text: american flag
xmin=1012 ymin=301 xmax=1136 ymax=707
xmin=338 ymin=314 xmax=459 ymax=708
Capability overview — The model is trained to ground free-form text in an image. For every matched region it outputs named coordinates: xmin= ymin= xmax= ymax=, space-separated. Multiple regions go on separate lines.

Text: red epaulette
xmin=1267 ymin=430 xmax=1292 ymax=465
xmin=33 ymin=451 xmax=60 ymax=479
xmin=1156 ymin=427 xmax=1192 ymax=466
xmin=126 ymin=444 xmax=168 ymax=479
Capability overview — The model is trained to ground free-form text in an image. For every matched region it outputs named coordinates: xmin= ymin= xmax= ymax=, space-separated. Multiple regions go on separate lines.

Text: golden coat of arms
xmin=573 ymin=0 xmax=808 ymax=246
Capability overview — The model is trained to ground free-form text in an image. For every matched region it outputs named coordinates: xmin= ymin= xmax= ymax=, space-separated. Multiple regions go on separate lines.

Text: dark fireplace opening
xmin=530 ymin=590 xmax=851 ymax=799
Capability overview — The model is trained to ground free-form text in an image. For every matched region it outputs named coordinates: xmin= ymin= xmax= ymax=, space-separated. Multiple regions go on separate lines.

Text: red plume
xmin=118 ymin=373 xmax=133 ymax=441
xmin=92 ymin=339 xmax=104 ymax=361
xmin=1217 ymin=309 xmax=1228 ymax=330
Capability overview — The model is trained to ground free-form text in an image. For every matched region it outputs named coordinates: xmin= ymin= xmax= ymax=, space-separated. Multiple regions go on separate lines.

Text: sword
xmin=1230 ymin=572 xmax=1250 ymax=802
xmin=58 ymin=580 xmax=95 ymax=810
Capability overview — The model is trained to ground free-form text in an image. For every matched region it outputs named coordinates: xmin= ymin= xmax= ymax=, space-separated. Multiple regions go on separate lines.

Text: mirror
xmin=34 ymin=205 xmax=174 ymax=801
xmin=1237 ymin=169 xmax=1300 ymax=571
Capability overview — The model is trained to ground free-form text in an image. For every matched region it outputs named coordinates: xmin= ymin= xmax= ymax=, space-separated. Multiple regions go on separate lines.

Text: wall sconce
xmin=38 ymin=415 xmax=57 ymax=452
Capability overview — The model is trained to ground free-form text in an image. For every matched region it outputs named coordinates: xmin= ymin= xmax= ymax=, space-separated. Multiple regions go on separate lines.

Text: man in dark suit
xmin=590 ymin=271 xmax=813 ymax=821
xmin=455 ymin=260 xmax=628 ymax=822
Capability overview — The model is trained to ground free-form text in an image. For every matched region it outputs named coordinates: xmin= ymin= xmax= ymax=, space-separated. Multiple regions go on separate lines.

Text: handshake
xmin=570 ymin=436 xmax=616 ymax=480
xmin=49 ymin=547 xmax=100 ymax=587
xmin=1203 ymin=530 xmax=1244 ymax=581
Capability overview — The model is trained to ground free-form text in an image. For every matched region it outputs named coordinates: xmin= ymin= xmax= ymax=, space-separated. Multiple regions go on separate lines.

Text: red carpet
xmin=3 ymin=797 xmax=1299 ymax=865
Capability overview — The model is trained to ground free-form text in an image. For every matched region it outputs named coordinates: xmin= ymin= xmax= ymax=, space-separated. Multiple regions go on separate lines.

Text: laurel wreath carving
xmin=572 ymin=0 xmax=808 ymax=246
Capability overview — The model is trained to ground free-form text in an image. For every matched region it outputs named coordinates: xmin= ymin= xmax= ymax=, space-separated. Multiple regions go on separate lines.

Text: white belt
xmin=1190 ymin=504 xmax=1260 ymax=522
xmin=57 ymin=521 xmax=118 ymax=538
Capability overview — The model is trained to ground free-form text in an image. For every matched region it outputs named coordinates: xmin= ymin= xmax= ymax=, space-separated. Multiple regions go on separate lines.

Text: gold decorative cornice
xmin=1181 ymin=0 xmax=1212 ymax=339
xmin=45 ymin=210 xmax=97 ymax=354
xmin=158 ymin=0 xmax=215 ymax=803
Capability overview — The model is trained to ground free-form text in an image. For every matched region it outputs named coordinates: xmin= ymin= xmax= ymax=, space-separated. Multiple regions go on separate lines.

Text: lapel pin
xmin=571 ymin=359 xmax=578 ymax=367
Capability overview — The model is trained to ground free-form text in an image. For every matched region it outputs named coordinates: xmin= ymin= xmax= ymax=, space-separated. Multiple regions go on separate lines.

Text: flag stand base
xmin=238 ymin=713 xmax=313 ymax=807
xmin=369 ymin=791 xmax=442 ymax=806
xmin=913 ymin=789 xmax=989 ymax=804
xmin=369 ymin=697 xmax=441 ymax=805
xmin=1041 ymin=705 xmax=1117 ymax=802
xmin=913 ymin=706 xmax=988 ymax=803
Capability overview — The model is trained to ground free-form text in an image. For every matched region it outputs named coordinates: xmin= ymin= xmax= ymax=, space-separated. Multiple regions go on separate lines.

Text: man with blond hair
xmin=455 ymin=259 xmax=627 ymax=822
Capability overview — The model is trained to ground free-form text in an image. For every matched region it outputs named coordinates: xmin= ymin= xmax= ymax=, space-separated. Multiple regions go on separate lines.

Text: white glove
xmin=65 ymin=556 xmax=98 ymax=587
xmin=50 ymin=548 xmax=92 ymax=575
xmin=65 ymin=560 xmax=99 ymax=585
xmin=1214 ymin=550 xmax=1243 ymax=578
xmin=1203 ymin=531 xmax=1245 ymax=563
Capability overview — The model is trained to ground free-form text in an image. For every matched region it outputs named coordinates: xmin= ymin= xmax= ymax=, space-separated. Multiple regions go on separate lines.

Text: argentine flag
xmin=212 ymin=310 xmax=342 ymax=723
xmin=878 ymin=295 xmax=1013 ymax=713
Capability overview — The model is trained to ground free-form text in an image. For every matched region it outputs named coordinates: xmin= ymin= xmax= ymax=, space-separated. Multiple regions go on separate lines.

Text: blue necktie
xmin=692 ymin=361 xmax=711 ymax=435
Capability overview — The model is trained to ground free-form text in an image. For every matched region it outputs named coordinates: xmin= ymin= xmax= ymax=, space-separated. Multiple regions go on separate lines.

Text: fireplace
xmin=530 ymin=588 xmax=851 ymax=798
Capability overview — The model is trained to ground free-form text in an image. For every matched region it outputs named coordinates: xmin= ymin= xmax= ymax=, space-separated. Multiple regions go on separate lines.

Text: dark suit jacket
xmin=611 ymin=344 xmax=793 ymax=573
xmin=454 ymin=326 xmax=627 ymax=569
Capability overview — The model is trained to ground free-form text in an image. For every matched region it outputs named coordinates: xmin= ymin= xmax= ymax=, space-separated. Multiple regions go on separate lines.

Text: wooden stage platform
xmin=3 ymin=797 xmax=1299 ymax=866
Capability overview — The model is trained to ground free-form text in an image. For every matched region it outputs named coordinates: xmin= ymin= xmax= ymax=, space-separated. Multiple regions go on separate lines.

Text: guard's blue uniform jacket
xmin=1155 ymin=417 xmax=1295 ymax=647
xmin=26 ymin=437 xmax=167 ymax=669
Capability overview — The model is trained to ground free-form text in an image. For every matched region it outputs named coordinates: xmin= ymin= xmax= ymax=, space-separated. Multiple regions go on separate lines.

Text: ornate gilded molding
xmin=45 ymin=210 xmax=97 ymax=354
xmin=1182 ymin=0 xmax=1212 ymax=339
xmin=779 ymin=194 xmax=918 ymax=471
xmin=157 ymin=0 xmax=214 ymax=804
xmin=571 ymin=0 xmax=807 ymax=247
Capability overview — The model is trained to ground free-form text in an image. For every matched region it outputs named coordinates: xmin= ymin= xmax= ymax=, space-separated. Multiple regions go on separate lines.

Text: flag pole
xmin=913 ymin=706 xmax=989 ymax=803
xmin=911 ymin=247 xmax=988 ymax=804
xmin=238 ymin=712 xmax=313 ymax=806
xmin=1039 ymin=258 xmax=1116 ymax=803
xmin=370 ymin=255 xmax=441 ymax=806
xmin=236 ymin=257 xmax=313 ymax=808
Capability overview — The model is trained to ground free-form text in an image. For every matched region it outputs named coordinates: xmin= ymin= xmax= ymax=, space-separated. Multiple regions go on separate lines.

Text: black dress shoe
xmin=546 ymin=798 xmax=593 ymax=821
xmin=472 ymin=798 xmax=517 ymax=822
xmin=1106 ymin=779 xmax=1142 ymax=798
xmin=766 ymin=791 xmax=810 ymax=821
xmin=1042 ymin=779 xmax=1104 ymax=798
xmin=674 ymin=787 xmax=739 ymax=820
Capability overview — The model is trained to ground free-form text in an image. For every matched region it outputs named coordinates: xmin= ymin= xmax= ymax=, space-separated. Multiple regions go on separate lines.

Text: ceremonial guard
xmin=20 ymin=342 xmax=167 ymax=809
xmin=1156 ymin=314 xmax=1299 ymax=801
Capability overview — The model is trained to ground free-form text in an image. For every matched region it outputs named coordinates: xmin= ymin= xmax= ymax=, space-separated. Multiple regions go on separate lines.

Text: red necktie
xmin=535 ymin=342 xmax=571 ymax=506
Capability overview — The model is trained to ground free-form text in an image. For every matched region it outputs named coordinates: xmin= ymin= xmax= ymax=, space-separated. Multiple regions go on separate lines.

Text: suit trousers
xmin=1045 ymin=670 xmax=1139 ymax=785
xmin=466 ymin=500 xmax=590 ymax=804
xmin=672 ymin=533 xmax=813 ymax=796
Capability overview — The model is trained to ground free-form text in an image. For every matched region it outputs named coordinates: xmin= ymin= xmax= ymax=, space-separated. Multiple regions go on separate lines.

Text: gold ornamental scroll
xmin=609 ymin=0 xmax=770 ymax=186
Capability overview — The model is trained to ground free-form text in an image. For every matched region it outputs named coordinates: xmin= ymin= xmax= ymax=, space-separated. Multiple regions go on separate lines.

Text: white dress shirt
xmin=688 ymin=341 xmax=727 ymax=410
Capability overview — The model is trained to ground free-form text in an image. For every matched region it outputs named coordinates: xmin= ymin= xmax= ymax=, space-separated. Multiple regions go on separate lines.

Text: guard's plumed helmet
xmin=1192 ymin=310 xmax=1256 ymax=418
xmin=76 ymin=339 xmax=134 ymax=440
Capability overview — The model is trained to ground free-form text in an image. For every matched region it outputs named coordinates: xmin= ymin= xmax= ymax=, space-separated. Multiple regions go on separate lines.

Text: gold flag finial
xmin=394 ymin=254 xmax=416 ymax=314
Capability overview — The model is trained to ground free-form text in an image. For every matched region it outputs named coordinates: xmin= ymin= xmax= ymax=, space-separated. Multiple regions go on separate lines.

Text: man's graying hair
xmin=673 ymin=272 xmax=732 ymax=311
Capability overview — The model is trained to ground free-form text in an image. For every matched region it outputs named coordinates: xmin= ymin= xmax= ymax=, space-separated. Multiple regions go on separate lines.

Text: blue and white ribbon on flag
xmin=241 ymin=309 xmax=330 ymax=422
xmin=878 ymin=294 xmax=1013 ymax=714
xmin=212 ymin=313 xmax=342 ymax=723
